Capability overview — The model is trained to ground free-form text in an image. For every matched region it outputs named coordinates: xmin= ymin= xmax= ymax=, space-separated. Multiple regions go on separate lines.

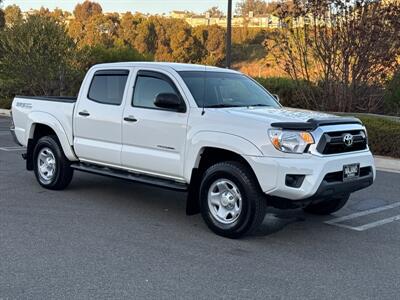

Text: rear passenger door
xmin=74 ymin=69 xmax=131 ymax=166
xmin=121 ymin=69 xmax=189 ymax=180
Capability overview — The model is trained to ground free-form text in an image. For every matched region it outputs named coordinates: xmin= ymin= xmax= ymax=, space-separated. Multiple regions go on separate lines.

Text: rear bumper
xmin=245 ymin=150 xmax=375 ymax=201
xmin=10 ymin=127 xmax=23 ymax=146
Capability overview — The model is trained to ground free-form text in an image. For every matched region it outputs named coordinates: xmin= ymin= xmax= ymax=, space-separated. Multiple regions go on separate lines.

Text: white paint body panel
xmin=72 ymin=66 xmax=134 ymax=165
xmin=121 ymin=67 xmax=189 ymax=179
xmin=11 ymin=99 xmax=78 ymax=161
xmin=11 ymin=62 xmax=376 ymax=201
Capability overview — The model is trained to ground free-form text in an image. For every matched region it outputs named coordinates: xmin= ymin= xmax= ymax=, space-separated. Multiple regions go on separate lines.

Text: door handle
xmin=79 ymin=111 xmax=90 ymax=117
xmin=124 ymin=116 xmax=138 ymax=122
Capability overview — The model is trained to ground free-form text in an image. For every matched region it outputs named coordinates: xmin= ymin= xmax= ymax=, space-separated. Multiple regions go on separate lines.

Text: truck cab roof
xmin=91 ymin=61 xmax=240 ymax=73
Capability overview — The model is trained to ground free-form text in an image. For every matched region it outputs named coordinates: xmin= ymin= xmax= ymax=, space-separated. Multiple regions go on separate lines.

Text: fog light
xmin=285 ymin=174 xmax=305 ymax=188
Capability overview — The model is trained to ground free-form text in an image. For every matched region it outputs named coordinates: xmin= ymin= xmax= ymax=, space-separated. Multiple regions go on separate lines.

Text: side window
xmin=132 ymin=72 xmax=180 ymax=109
xmin=88 ymin=70 xmax=129 ymax=105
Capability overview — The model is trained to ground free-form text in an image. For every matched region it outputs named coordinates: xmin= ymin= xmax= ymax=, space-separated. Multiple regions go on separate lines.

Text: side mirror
xmin=273 ymin=94 xmax=280 ymax=102
xmin=154 ymin=93 xmax=184 ymax=111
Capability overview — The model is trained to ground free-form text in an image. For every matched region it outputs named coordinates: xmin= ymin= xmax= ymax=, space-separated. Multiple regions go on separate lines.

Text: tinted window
xmin=88 ymin=70 xmax=129 ymax=105
xmin=133 ymin=75 xmax=177 ymax=109
xmin=179 ymin=71 xmax=280 ymax=108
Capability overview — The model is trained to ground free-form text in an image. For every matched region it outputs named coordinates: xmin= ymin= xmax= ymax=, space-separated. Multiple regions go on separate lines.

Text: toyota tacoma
xmin=11 ymin=62 xmax=375 ymax=238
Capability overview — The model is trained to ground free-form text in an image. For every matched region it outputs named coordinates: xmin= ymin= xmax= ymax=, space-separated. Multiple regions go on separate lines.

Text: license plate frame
xmin=343 ymin=163 xmax=360 ymax=181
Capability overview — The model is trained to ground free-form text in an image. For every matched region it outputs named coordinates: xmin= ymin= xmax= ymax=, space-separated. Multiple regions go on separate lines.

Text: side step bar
xmin=71 ymin=163 xmax=188 ymax=191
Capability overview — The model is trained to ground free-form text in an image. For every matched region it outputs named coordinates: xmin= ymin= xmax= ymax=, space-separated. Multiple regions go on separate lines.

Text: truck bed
xmin=12 ymin=96 xmax=77 ymax=148
xmin=15 ymin=96 xmax=77 ymax=103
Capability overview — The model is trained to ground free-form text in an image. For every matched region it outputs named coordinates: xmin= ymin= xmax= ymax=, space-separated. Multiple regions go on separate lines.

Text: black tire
xmin=303 ymin=194 xmax=350 ymax=215
xmin=33 ymin=135 xmax=73 ymax=190
xmin=199 ymin=161 xmax=267 ymax=238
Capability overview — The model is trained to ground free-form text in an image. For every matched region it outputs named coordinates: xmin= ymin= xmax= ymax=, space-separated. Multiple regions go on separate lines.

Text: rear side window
xmin=88 ymin=70 xmax=129 ymax=105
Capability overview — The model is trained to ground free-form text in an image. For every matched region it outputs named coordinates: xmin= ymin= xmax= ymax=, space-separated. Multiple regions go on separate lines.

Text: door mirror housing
xmin=273 ymin=94 xmax=280 ymax=103
xmin=154 ymin=93 xmax=185 ymax=112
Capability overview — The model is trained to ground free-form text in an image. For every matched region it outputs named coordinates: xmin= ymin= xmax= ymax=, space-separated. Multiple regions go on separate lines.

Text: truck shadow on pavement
xmin=254 ymin=209 xmax=308 ymax=236
xmin=68 ymin=174 xmax=316 ymax=238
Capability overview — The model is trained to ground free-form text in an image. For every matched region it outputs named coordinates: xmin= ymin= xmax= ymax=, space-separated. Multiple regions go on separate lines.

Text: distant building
xmin=170 ymin=11 xmax=282 ymax=28
xmin=170 ymin=10 xmax=193 ymax=19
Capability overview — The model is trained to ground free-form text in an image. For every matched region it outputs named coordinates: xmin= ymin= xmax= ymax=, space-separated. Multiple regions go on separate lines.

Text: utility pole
xmin=226 ymin=0 xmax=232 ymax=69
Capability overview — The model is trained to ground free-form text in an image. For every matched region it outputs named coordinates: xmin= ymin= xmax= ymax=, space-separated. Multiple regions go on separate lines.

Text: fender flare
xmin=184 ymin=131 xmax=262 ymax=182
xmin=26 ymin=111 xmax=78 ymax=161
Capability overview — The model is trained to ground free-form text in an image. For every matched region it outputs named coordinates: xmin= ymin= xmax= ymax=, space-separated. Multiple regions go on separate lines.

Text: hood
xmin=222 ymin=106 xmax=340 ymax=124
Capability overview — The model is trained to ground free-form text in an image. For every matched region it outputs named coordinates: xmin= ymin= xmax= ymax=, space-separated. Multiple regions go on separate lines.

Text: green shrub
xmin=384 ymin=72 xmax=400 ymax=116
xmin=0 ymin=15 xmax=76 ymax=97
xmin=254 ymin=76 xmax=320 ymax=109
xmin=232 ymin=44 xmax=266 ymax=63
xmin=0 ymin=98 xmax=12 ymax=109
xmin=357 ymin=115 xmax=400 ymax=158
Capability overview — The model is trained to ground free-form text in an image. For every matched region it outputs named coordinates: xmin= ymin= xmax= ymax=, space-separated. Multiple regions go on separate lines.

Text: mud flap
xmin=186 ymin=168 xmax=201 ymax=215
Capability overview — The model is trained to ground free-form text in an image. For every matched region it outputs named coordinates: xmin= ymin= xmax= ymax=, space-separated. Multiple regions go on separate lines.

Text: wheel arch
xmin=184 ymin=131 xmax=262 ymax=181
xmin=25 ymin=113 xmax=78 ymax=170
xmin=186 ymin=146 xmax=262 ymax=216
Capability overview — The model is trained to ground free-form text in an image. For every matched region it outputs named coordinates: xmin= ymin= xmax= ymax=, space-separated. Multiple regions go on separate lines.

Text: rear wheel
xmin=33 ymin=135 xmax=73 ymax=190
xmin=303 ymin=194 xmax=350 ymax=215
xmin=199 ymin=161 xmax=267 ymax=238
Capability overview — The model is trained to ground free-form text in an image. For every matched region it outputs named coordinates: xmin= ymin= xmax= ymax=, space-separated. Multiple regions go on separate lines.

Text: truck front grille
xmin=316 ymin=130 xmax=367 ymax=155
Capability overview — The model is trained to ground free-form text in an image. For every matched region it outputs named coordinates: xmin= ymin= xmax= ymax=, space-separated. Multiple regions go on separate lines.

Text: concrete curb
xmin=0 ymin=109 xmax=11 ymax=117
xmin=374 ymin=156 xmax=400 ymax=174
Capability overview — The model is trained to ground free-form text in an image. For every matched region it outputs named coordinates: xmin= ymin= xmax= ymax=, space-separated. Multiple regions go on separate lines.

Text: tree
xmin=51 ymin=8 xmax=72 ymax=23
xmin=68 ymin=18 xmax=85 ymax=42
xmin=205 ymin=6 xmax=224 ymax=17
xmin=79 ymin=13 xmax=119 ymax=47
xmin=237 ymin=0 xmax=264 ymax=16
xmin=0 ymin=9 xmax=5 ymax=29
xmin=32 ymin=7 xmax=72 ymax=24
xmin=69 ymin=1 xmax=105 ymax=46
xmin=78 ymin=44 xmax=150 ymax=71
xmin=384 ymin=71 xmax=400 ymax=116
xmin=193 ymin=25 xmax=226 ymax=65
xmin=134 ymin=17 xmax=157 ymax=55
xmin=0 ymin=0 xmax=5 ymax=29
xmin=0 ymin=15 xmax=78 ymax=97
xmin=117 ymin=12 xmax=143 ymax=47
xmin=266 ymin=0 xmax=400 ymax=112
xmin=167 ymin=20 xmax=201 ymax=63
xmin=4 ymin=4 xmax=22 ymax=26
xmin=236 ymin=0 xmax=290 ymax=16
xmin=73 ymin=0 xmax=102 ymax=23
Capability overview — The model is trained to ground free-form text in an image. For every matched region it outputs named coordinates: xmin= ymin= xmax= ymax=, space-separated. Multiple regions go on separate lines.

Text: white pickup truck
xmin=11 ymin=62 xmax=375 ymax=238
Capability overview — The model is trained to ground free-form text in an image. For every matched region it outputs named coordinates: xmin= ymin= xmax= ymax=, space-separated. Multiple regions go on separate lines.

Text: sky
xmin=2 ymin=0 xmax=241 ymax=14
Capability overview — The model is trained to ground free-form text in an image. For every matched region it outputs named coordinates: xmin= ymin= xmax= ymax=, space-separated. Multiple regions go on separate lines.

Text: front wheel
xmin=33 ymin=135 xmax=74 ymax=190
xmin=303 ymin=194 xmax=350 ymax=215
xmin=199 ymin=161 xmax=267 ymax=238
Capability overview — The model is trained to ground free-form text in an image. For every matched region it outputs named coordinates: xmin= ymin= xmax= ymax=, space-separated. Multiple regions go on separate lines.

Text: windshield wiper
xmin=206 ymin=104 xmax=272 ymax=108
xmin=247 ymin=104 xmax=272 ymax=107
xmin=206 ymin=104 xmax=241 ymax=108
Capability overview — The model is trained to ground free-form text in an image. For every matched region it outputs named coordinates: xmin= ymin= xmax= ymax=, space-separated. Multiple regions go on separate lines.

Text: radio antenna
xmin=201 ymin=65 xmax=206 ymax=116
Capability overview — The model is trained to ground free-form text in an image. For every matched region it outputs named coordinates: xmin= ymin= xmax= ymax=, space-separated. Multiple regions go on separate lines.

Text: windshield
xmin=178 ymin=71 xmax=280 ymax=108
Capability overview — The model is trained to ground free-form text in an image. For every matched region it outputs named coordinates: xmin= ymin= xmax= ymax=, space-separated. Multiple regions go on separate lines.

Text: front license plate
xmin=343 ymin=163 xmax=360 ymax=180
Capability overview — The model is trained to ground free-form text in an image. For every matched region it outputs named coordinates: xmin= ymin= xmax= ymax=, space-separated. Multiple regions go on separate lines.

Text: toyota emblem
xmin=343 ymin=133 xmax=354 ymax=147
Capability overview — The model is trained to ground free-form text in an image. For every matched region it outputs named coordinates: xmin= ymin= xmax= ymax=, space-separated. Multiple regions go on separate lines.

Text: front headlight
xmin=268 ymin=129 xmax=314 ymax=153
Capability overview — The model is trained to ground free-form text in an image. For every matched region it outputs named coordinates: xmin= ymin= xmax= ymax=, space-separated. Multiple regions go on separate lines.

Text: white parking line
xmin=325 ymin=201 xmax=400 ymax=231
xmin=0 ymin=146 xmax=26 ymax=151
xmin=353 ymin=215 xmax=400 ymax=231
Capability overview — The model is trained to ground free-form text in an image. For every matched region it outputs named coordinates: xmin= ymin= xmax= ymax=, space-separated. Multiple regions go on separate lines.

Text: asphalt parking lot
xmin=1 ymin=115 xmax=400 ymax=299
